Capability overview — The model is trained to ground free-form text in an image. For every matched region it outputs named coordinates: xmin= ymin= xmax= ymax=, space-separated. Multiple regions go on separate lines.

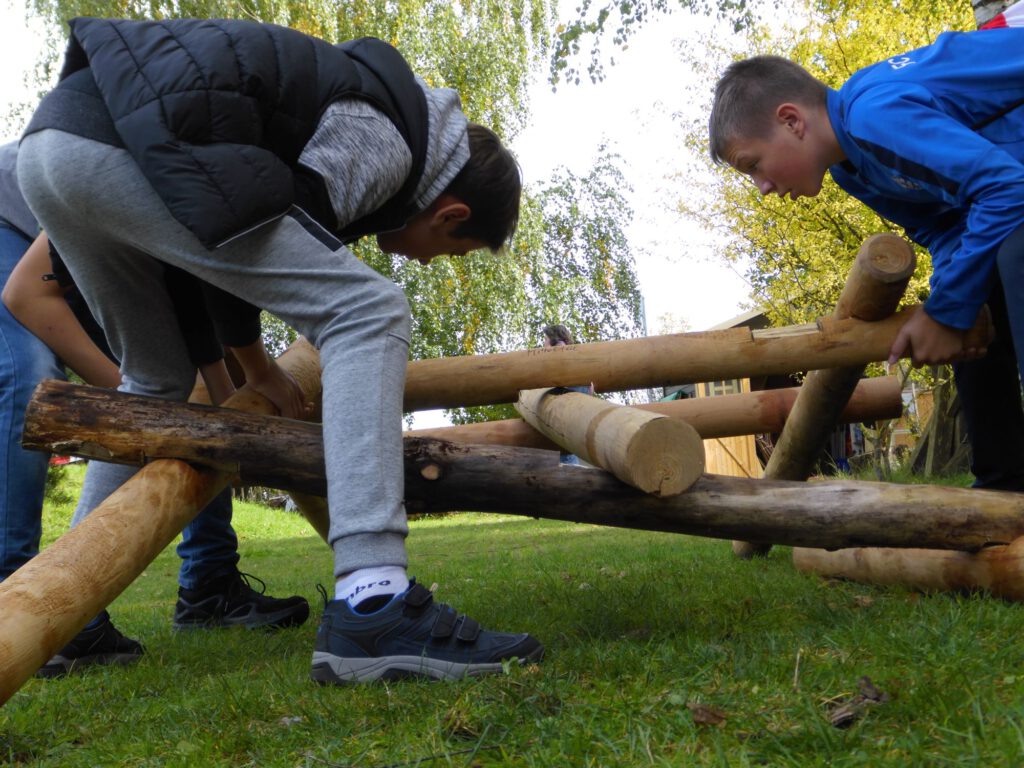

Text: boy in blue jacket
xmin=709 ymin=27 xmax=1024 ymax=493
xmin=17 ymin=17 xmax=541 ymax=684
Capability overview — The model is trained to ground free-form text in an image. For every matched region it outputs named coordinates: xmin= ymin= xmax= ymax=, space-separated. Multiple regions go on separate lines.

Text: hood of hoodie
xmin=413 ymin=78 xmax=470 ymax=212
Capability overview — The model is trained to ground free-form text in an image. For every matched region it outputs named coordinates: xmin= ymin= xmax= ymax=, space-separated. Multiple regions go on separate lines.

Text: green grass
xmin=3 ymin=464 xmax=1024 ymax=767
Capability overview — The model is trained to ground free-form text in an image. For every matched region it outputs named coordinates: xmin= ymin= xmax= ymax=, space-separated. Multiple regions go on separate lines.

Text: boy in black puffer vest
xmin=18 ymin=16 xmax=541 ymax=684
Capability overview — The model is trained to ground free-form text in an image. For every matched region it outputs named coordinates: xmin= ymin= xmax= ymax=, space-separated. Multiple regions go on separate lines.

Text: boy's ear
xmin=429 ymin=194 xmax=471 ymax=227
xmin=775 ymin=102 xmax=806 ymax=137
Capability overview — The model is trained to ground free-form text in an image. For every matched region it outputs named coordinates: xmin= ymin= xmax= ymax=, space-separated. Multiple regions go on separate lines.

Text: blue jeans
xmin=952 ymin=223 xmax=1024 ymax=492
xmin=0 ymin=221 xmax=64 ymax=581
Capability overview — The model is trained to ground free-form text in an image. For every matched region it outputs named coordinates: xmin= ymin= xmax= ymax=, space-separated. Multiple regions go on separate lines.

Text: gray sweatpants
xmin=18 ymin=130 xmax=410 ymax=577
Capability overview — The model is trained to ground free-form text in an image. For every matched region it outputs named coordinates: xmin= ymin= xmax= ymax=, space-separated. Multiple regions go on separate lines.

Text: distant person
xmin=542 ymin=323 xmax=592 ymax=465
xmin=709 ymin=26 xmax=1024 ymax=497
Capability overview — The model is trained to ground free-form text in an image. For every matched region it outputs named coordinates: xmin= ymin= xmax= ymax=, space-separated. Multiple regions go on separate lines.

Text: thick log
xmin=405 ymin=307 xmax=926 ymax=411
xmin=734 ymin=234 xmax=916 ymax=559
xmin=12 ymin=375 xmax=901 ymax=499
xmin=792 ymin=541 xmax=1024 ymax=602
xmin=23 ymin=380 xmax=325 ymax=495
xmin=401 ymin=438 xmax=1024 ymax=550
xmin=515 ymin=388 xmax=705 ymax=495
xmin=412 ymin=376 xmax=902 ymax=450
xmin=0 ymin=338 xmax=322 ymax=706
xmin=21 ymin=396 xmax=1024 ymax=554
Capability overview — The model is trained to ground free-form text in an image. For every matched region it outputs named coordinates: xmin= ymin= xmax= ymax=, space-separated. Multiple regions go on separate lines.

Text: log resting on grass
xmin=19 ymin=391 xmax=1024 ymax=555
xmin=515 ymin=388 xmax=705 ymax=495
xmin=412 ymin=376 xmax=902 ymax=450
xmin=734 ymin=234 xmax=917 ymax=559
xmin=401 ymin=438 xmax=1024 ymax=551
xmin=792 ymin=541 xmax=1024 ymax=602
xmin=0 ymin=338 xmax=322 ymax=707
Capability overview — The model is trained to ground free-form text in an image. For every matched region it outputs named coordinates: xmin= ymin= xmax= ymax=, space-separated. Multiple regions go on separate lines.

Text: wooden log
xmin=405 ymin=307 xmax=927 ymax=411
xmin=792 ymin=540 xmax=1024 ymax=602
xmin=21 ymin=399 xmax=1024 ymax=555
xmin=400 ymin=438 xmax=1024 ymax=551
xmin=412 ymin=376 xmax=902 ymax=450
xmin=23 ymin=380 xmax=326 ymax=496
xmin=515 ymin=388 xmax=705 ymax=495
xmin=0 ymin=338 xmax=322 ymax=706
xmin=733 ymin=234 xmax=917 ymax=559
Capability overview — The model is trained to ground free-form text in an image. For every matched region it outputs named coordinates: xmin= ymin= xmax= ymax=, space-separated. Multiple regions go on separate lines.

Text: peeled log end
xmin=623 ymin=417 xmax=705 ymax=496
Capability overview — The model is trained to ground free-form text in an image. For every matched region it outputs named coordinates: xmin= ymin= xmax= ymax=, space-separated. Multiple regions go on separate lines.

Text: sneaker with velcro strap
xmin=310 ymin=580 xmax=543 ymax=684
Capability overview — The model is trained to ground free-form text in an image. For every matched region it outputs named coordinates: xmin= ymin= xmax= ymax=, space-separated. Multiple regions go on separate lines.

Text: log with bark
xmin=20 ymin=387 xmax=1024 ymax=553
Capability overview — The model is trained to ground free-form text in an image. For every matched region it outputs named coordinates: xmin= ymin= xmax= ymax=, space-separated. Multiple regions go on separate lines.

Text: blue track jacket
xmin=827 ymin=27 xmax=1024 ymax=330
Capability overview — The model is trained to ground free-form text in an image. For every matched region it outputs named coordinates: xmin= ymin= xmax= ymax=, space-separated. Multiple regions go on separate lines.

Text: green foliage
xmin=677 ymin=0 xmax=974 ymax=328
xmin=28 ymin=0 xmax=553 ymax=140
xmin=550 ymin=0 xmax=773 ymax=86
xmin=12 ymin=469 xmax=1024 ymax=766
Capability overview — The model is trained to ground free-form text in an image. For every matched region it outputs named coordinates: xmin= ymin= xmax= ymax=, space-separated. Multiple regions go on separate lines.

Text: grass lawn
xmin=3 ymin=464 xmax=1024 ymax=766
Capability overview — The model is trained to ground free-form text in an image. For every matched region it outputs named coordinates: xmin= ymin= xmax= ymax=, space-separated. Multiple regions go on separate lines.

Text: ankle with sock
xmin=335 ymin=566 xmax=409 ymax=612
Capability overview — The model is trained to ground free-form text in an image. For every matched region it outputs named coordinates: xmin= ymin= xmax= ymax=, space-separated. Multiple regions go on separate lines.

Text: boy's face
xmin=725 ymin=104 xmax=828 ymax=201
xmin=376 ymin=198 xmax=488 ymax=265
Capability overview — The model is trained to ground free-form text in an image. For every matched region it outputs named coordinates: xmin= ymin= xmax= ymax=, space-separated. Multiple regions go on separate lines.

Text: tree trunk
xmin=401 ymin=438 xmax=1024 ymax=551
xmin=0 ymin=339 xmax=322 ymax=706
xmin=515 ymin=388 xmax=705 ymax=495
xmin=736 ymin=234 xmax=916 ymax=558
xmin=412 ymin=375 xmax=902 ymax=449
xmin=20 ymin=390 xmax=1024 ymax=553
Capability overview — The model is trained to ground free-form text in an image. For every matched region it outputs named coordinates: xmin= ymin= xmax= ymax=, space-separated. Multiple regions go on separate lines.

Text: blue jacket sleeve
xmin=842 ymin=83 xmax=1024 ymax=328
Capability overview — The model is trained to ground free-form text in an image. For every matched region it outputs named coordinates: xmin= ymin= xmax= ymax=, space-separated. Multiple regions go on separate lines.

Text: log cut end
xmin=623 ymin=417 xmax=705 ymax=497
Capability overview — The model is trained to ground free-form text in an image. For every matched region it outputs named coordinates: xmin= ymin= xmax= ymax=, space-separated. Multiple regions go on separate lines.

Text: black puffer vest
xmin=58 ymin=17 xmax=428 ymax=248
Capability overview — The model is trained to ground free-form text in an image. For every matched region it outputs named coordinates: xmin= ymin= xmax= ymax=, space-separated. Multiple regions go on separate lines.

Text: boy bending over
xmin=710 ymin=27 xmax=1024 ymax=494
xmin=18 ymin=16 xmax=542 ymax=684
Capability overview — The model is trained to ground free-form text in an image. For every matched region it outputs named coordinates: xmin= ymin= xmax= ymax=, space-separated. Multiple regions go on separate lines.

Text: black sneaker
xmin=310 ymin=580 xmax=543 ymax=684
xmin=173 ymin=570 xmax=309 ymax=630
xmin=36 ymin=611 xmax=143 ymax=678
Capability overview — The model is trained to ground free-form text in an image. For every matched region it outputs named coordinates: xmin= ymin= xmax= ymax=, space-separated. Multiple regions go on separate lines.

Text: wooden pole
xmin=515 ymin=388 xmax=705 ymax=495
xmin=733 ymin=234 xmax=917 ymax=558
xmin=405 ymin=306 xmax=926 ymax=411
xmin=412 ymin=376 xmax=902 ymax=450
xmin=0 ymin=339 xmax=322 ymax=706
xmin=792 ymin=540 xmax=1024 ymax=602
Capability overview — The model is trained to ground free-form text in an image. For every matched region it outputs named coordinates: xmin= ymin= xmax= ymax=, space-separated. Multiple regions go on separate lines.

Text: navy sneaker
xmin=173 ymin=570 xmax=309 ymax=630
xmin=37 ymin=611 xmax=143 ymax=678
xmin=310 ymin=581 xmax=543 ymax=683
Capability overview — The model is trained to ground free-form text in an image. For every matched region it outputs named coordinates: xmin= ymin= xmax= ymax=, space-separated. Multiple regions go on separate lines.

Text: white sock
xmin=335 ymin=566 xmax=409 ymax=607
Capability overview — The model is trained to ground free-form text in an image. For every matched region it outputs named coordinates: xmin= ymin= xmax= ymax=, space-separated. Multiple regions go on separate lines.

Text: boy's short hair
xmin=444 ymin=123 xmax=521 ymax=252
xmin=709 ymin=55 xmax=827 ymax=165
xmin=542 ymin=323 xmax=576 ymax=345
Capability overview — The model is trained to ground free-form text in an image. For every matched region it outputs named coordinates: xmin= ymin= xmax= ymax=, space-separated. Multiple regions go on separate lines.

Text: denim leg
xmin=177 ymin=488 xmax=239 ymax=589
xmin=953 ymin=225 xmax=1024 ymax=492
xmin=0 ymin=222 xmax=65 ymax=581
